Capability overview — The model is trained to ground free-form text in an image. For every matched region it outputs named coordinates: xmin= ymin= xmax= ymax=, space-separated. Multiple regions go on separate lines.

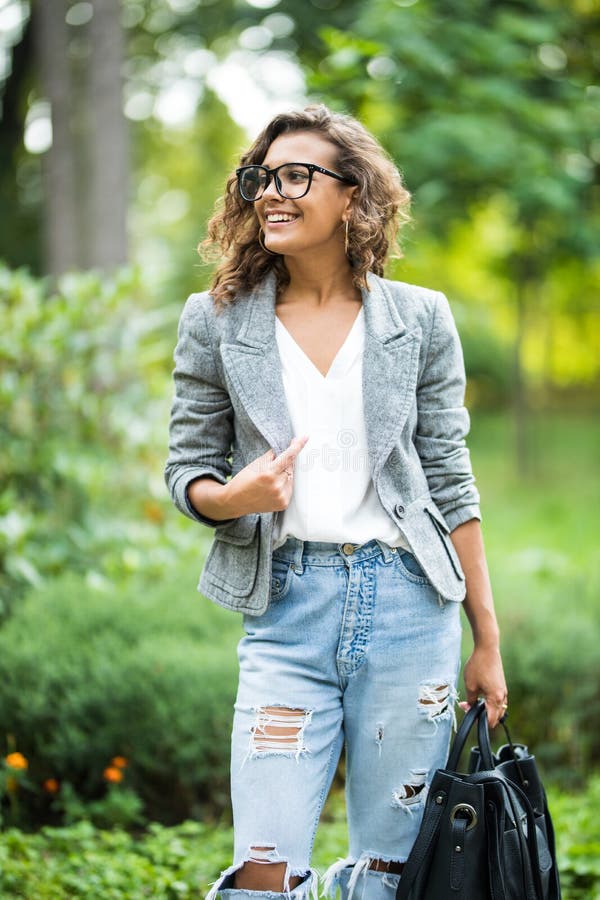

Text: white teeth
xmin=266 ymin=213 xmax=297 ymax=223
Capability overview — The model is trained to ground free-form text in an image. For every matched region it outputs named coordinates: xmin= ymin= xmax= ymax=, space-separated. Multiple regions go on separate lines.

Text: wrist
xmin=220 ymin=479 xmax=243 ymax=518
xmin=465 ymin=602 xmax=500 ymax=650
xmin=471 ymin=629 xmax=500 ymax=651
xmin=188 ymin=477 xmax=240 ymax=521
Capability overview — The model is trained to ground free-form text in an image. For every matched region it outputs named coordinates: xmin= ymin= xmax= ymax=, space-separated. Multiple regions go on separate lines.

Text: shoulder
xmin=179 ymin=288 xmax=249 ymax=341
xmin=371 ymin=274 xmax=458 ymax=337
xmin=373 ymin=274 xmax=447 ymax=318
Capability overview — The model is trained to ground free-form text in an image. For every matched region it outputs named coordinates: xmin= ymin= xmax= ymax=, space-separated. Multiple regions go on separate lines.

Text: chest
xmin=274 ymin=301 xmax=363 ymax=379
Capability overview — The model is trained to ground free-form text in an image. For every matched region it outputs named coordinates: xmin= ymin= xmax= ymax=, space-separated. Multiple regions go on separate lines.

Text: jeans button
xmin=395 ymin=504 xmax=405 ymax=518
xmin=341 ymin=543 xmax=355 ymax=555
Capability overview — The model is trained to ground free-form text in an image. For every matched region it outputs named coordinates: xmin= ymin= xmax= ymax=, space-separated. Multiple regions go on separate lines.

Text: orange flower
xmin=111 ymin=756 xmax=128 ymax=769
xmin=103 ymin=766 xmax=124 ymax=784
xmin=43 ymin=778 xmax=60 ymax=794
xmin=5 ymin=752 xmax=28 ymax=770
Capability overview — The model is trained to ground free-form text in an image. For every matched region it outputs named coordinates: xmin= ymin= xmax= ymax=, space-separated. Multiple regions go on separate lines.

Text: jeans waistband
xmin=272 ymin=536 xmax=398 ymax=568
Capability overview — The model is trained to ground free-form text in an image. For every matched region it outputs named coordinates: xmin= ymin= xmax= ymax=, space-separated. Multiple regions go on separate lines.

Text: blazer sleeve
xmin=415 ymin=292 xmax=481 ymax=531
xmin=164 ymin=293 xmax=235 ymax=527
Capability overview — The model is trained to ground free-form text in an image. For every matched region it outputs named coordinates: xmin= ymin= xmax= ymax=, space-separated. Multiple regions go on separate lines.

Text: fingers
xmin=462 ymin=648 xmax=507 ymax=728
xmin=271 ymin=435 xmax=309 ymax=475
xmin=486 ymin=695 xmax=508 ymax=729
xmin=459 ymin=695 xmax=508 ymax=728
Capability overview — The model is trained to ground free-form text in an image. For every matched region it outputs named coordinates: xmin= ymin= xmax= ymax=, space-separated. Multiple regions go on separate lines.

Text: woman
xmin=165 ymin=105 xmax=507 ymax=900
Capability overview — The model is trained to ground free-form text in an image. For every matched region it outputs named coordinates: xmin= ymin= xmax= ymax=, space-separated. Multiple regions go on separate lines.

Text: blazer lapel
xmin=362 ymin=275 xmax=422 ymax=482
xmin=220 ymin=273 xmax=294 ymax=455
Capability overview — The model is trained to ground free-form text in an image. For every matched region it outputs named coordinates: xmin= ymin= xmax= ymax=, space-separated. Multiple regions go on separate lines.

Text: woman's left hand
xmin=460 ymin=643 xmax=508 ymax=729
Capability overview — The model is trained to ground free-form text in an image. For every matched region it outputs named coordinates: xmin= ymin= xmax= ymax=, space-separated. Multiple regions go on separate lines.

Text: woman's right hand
xmin=188 ymin=435 xmax=309 ymax=520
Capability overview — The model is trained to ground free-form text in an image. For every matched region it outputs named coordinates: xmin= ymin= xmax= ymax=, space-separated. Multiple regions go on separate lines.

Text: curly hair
xmin=201 ymin=105 xmax=411 ymax=309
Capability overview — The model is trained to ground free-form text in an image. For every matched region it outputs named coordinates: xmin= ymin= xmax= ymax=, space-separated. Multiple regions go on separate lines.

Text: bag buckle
xmin=449 ymin=803 xmax=478 ymax=831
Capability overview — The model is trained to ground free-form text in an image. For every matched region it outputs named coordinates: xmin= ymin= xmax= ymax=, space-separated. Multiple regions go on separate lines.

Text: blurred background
xmin=0 ymin=0 xmax=599 ymax=896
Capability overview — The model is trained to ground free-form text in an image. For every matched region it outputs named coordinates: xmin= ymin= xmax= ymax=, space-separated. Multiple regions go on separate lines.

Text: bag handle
xmin=395 ymin=787 xmax=447 ymax=900
xmin=476 ymin=702 xmax=496 ymax=770
xmin=446 ymin=699 xmax=487 ymax=771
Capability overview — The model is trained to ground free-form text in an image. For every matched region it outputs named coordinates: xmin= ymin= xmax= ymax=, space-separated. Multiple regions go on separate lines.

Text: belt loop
xmin=292 ymin=538 xmax=304 ymax=574
xmin=375 ymin=539 xmax=394 ymax=564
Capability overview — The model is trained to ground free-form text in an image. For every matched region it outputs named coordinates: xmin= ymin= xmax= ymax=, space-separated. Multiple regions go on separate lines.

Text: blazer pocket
xmin=203 ymin=515 xmax=260 ymax=597
xmin=215 ymin=513 xmax=260 ymax=545
xmin=424 ymin=504 xmax=465 ymax=581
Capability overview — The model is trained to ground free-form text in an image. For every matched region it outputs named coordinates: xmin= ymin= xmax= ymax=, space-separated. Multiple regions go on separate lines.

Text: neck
xmin=282 ymin=250 xmax=359 ymax=307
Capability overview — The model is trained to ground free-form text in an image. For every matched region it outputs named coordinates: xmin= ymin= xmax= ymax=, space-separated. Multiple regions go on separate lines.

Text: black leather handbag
xmin=396 ymin=700 xmax=561 ymax=899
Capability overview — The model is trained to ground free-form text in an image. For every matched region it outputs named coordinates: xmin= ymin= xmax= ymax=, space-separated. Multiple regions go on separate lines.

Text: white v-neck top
xmin=272 ymin=307 xmax=411 ymax=550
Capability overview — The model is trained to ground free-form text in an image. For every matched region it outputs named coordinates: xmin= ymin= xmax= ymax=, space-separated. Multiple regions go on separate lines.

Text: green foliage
xmin=58 ymin=782 xmax=146 ymax=831
xmin=0 ymin=263 xmax=188 ymax=615
xmin=312 ymin=0 xmax=597 ymax=235
xmin=549 ymin=778 xmax=600 ymax=899
xmin=0 ymin=779 xmax=599 ymax=898
xmin=0 ymin=572 xmax=241 ymax=826
xmin=0 ymin=819 xmax=233 ymax=898
xmin=309 ymin=0 xmax=600 ymax=400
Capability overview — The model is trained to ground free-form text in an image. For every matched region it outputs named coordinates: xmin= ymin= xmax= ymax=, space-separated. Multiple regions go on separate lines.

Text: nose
xmin=261 ymin=174 xmax=282 ymax=201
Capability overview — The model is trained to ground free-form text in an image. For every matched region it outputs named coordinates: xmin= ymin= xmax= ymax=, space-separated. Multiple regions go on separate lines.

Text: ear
xmin=341 ymin=186 xmax=357 ymax=222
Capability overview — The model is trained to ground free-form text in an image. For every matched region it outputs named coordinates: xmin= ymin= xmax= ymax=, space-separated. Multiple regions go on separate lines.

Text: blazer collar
xmin=233 ymin=271 xmax=408 ymax=348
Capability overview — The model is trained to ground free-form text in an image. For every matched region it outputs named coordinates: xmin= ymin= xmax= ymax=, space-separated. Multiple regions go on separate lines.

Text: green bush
xmin=0 ymin=264 xmax=181 ymax=615
xmin=549 ymin=776 xmax=600 ymax=900
xmin=0 ymin=572 xmax=241 ymax=826
xmin=0 ymin=819 xmax=233 ymax=898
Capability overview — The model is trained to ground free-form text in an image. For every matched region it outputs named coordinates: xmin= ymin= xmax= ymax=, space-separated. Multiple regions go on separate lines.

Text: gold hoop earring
xmin=258 ymin=228 xmax=280 ymax=256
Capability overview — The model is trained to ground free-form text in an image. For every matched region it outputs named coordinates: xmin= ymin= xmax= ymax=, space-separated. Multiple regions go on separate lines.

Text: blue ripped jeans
xmin=208 ymin=538 xmax=462 ymax=900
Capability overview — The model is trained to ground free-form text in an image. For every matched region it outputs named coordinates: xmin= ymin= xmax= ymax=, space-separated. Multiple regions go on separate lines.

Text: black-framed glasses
xmin=236 ymin=162 xmax=357 ymax=202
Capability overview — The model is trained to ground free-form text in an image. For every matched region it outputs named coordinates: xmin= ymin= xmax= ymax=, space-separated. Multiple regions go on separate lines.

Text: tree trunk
xmin=87 ymin=0 xmax=129 ymax=270
xmin=33 ymin=0 xmax=79 ymax=276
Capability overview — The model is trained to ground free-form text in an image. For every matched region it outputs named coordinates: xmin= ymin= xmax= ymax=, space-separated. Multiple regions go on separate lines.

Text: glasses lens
xmin=239 ymin=167 xmax=268 ymax=201
xmin=277 ymin=164 xmax=311 ymax=199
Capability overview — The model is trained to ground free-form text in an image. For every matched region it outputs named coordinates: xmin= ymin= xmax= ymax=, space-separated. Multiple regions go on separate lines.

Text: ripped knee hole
xmin=418 ymin=683 xmax=450 ymax=718
xmin=251 ymin=706 xmax=311 ymax=753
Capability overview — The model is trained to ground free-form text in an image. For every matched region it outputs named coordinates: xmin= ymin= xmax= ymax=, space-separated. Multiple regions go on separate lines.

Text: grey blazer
xmin=165 ymin=272 xmax=480 ymax=615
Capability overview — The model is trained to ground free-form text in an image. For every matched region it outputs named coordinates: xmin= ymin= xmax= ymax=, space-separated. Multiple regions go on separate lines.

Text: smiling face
xmin=254 ymin=130 xmax=356 ymax=260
